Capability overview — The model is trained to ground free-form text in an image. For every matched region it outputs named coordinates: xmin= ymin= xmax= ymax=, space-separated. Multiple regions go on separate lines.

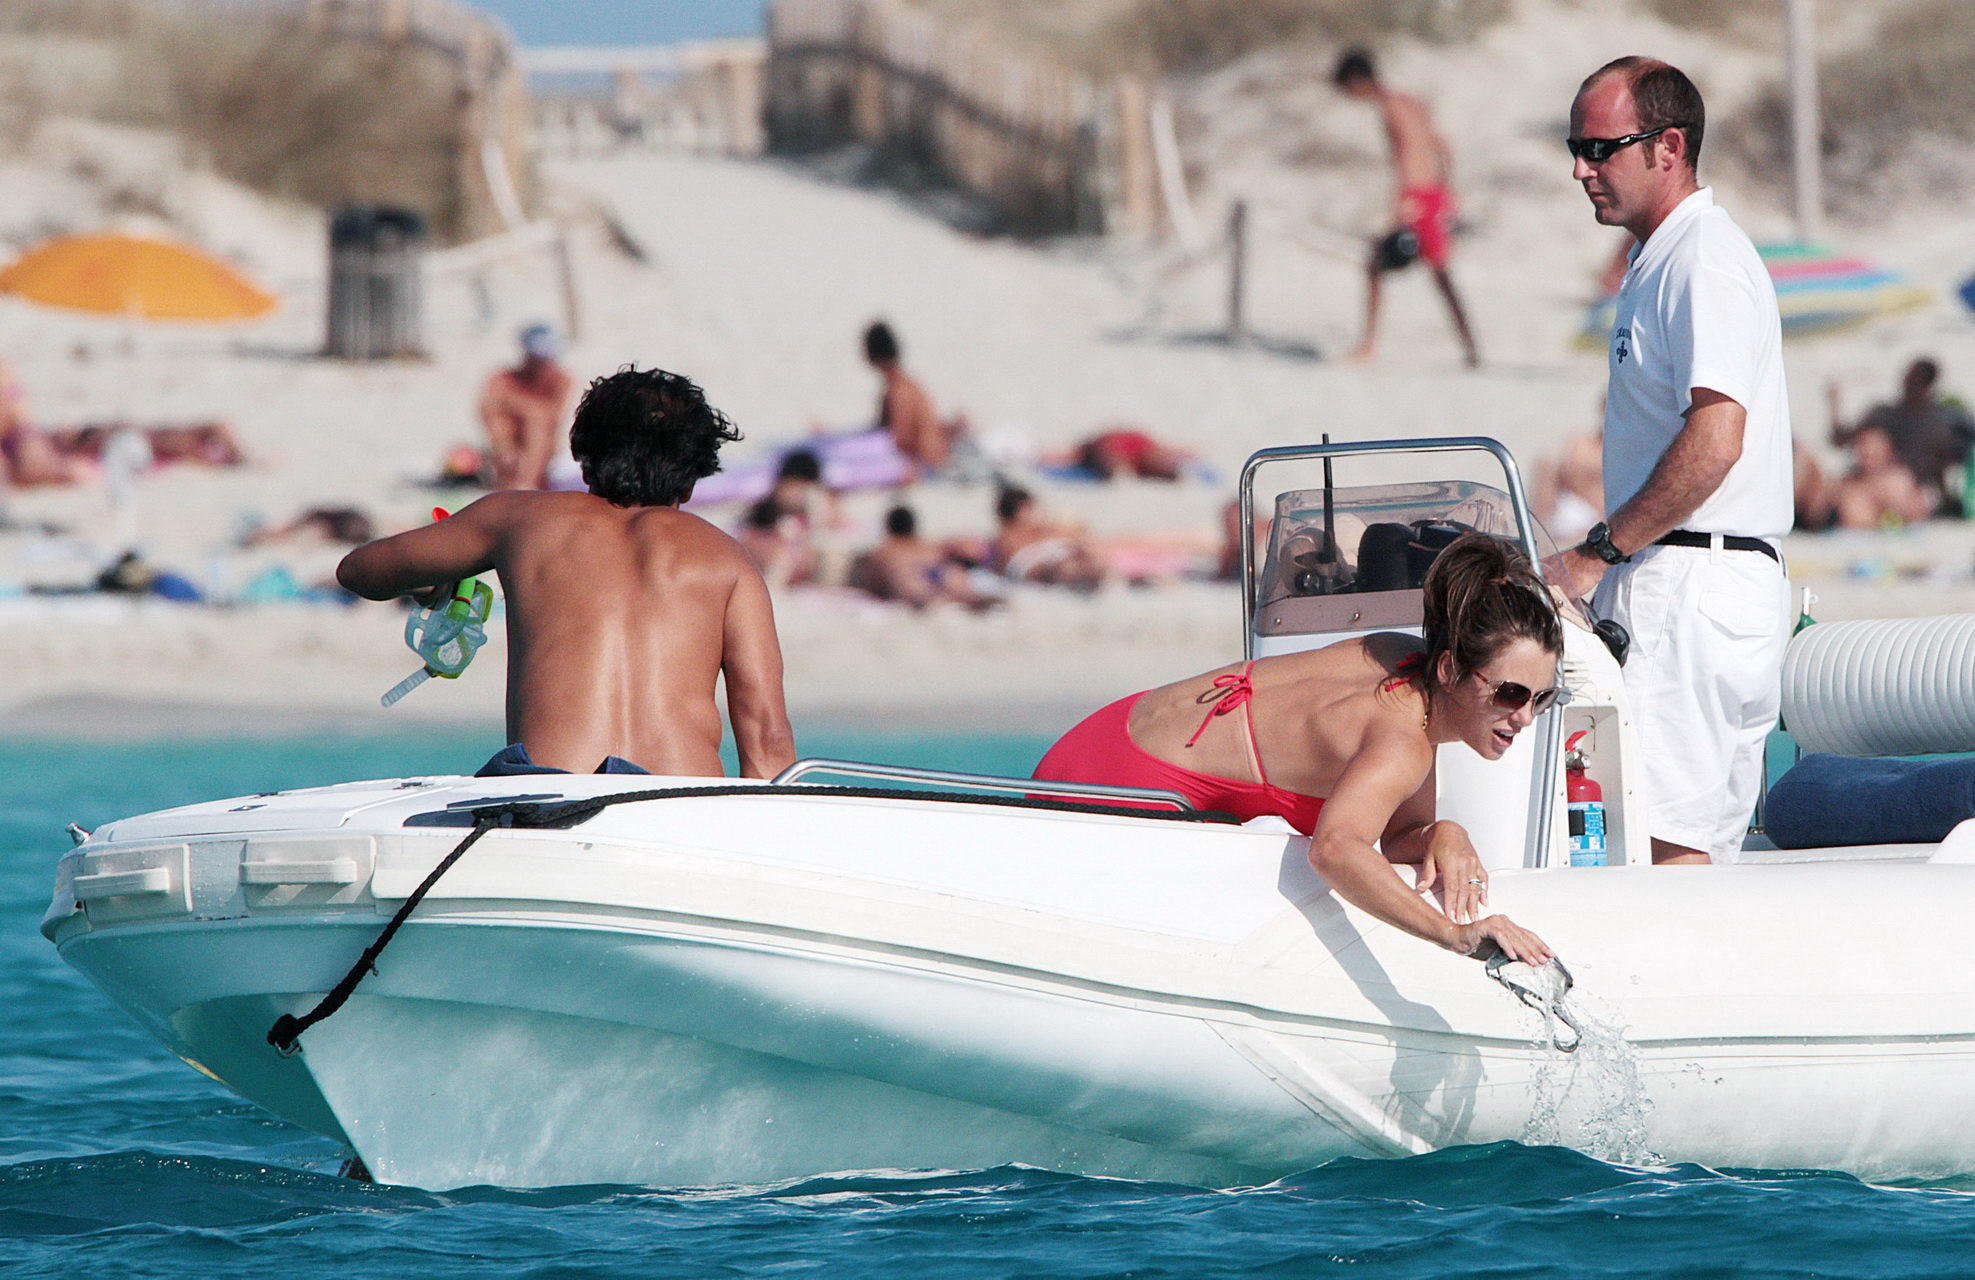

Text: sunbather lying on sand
xmin=848 ymin=506 xmax=999 ymax=611
xmin=989 ymin=485 xmax=1104 ymax=590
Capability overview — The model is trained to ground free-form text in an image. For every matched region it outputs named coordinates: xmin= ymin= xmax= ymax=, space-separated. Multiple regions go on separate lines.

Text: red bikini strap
xmin=1185 ymin=662 xmax=1268 ymax=785
xmin=1381 ymin=651 xmax=1426 ymax=692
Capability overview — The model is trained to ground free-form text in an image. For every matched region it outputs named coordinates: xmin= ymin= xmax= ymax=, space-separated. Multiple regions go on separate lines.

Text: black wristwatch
xmin=1581 ymin=522 xmax=1631 ymax=565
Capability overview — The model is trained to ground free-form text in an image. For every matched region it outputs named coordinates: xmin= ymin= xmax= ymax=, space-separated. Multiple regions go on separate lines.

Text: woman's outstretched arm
xmin=1310 ymin=728 xmax=1553 ymax=964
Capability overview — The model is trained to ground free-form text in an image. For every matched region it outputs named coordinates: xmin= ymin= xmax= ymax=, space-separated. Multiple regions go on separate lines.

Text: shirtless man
xmin=1333 ymin=48 xmax=1480 ymax=368
xmin=478 ymin=324 xmax=574 ymax=491
xmin=864 ymin=321 xmax=951 ymax=474
xmin=339 ymin=367 xmax=797 ymax=778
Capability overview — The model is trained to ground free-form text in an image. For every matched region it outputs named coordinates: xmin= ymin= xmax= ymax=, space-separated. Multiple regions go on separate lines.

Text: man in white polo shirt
xmin=1547 ymin=56 xmax=1793 ymax=865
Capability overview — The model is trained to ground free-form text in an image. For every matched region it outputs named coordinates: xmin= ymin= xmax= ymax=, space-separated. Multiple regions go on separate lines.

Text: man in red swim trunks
xmin=1334 ymin=48 xmax=1481 ymax=369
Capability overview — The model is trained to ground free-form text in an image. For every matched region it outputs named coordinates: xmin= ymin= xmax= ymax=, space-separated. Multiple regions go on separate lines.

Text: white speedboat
xmin=44 ymin=438 xmax=1975 ymax=1189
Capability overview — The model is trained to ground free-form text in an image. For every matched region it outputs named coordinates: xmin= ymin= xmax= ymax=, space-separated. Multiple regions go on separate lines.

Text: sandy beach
xmin=4 ymin=12 xmax=1975 ymax=742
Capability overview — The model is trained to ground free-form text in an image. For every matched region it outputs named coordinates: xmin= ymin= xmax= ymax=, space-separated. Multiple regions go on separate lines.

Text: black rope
xmin=267 ymin=784 xmax=1236 ymax=1054
xmin=268 ymin=809 xmax=502 ymax=1055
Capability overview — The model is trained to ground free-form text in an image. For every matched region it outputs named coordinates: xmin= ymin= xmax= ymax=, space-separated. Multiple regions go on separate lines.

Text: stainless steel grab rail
xmin=771 ymin=758 xmax=1193 ymax=811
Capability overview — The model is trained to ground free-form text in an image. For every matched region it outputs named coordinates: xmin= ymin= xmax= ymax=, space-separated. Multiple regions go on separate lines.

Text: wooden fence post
xmin=1226 ymin=199 xmax=1248 ymax=347
xmin=1112 ymin=76 xmax=1158 ymax=243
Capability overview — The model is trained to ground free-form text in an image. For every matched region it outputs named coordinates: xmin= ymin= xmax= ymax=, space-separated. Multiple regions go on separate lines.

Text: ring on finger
xmin=1466 ymin=877 xmax=1486 ymax=887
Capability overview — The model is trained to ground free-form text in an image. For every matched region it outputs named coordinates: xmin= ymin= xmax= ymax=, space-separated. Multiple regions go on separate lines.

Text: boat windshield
xmin=1254 ymin=480 xmax=1556 ymax=640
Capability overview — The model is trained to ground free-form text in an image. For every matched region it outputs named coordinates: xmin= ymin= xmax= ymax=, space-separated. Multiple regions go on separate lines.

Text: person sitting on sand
xmin=764 ymin=447 xmax=854 ymax=583
xmin=849 ymin=505 xmax=997 ymax=611
xmin=765 ymin=448 xmax=849 ymax=539
xmin=339 ymin=366 xmax=797 ymax=778
xmin=864 ymin=321 xmax=956 ymax=476
xmin=0 ymin=360 xmax=88 ymax=487
xmin=1828 ymin=426 xmax=1934 ymax=531
xmin=1532 ymin=426 xmax=1604 ymax=546
xmin=479 ymin=324 xmax=574 ymax=491
xmin=736 ymin=494 xmax=819 ymax=590
xmin=989 ymin=485 xmax=1105 ymax=590
xmin=1830 ymin=361 xmax=1975 ymax=516
xmin=1033 ymin=532 xmax=1558 ymax=965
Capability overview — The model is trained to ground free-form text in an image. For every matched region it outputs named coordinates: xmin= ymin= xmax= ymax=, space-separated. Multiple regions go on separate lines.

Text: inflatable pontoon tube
xmin=1781 ymin=613 xmax=1975 ymax=757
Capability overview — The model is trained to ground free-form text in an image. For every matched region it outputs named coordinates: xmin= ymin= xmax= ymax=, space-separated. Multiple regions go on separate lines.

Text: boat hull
xmin=45 ymin=775 xmax=1975 ymax=1188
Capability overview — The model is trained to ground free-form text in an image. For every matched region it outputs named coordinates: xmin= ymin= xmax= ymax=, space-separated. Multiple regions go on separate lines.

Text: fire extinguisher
xmin=1565 ymin=730 xmax=1607 ymax=867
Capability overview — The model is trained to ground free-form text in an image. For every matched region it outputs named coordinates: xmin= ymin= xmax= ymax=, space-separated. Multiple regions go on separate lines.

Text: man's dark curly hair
xmin=569 ymin=366 xmax=741 ymax=507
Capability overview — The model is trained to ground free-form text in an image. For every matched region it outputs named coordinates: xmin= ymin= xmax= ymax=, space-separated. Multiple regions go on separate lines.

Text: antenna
xmin=1319 ymin=432 xmax=1337 ymax=566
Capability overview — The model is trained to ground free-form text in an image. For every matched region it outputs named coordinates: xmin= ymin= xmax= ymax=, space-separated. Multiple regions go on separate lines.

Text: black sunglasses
xmin=1477 ymin=675 xmax=1570 ymax=715
xmin=1565 ymin=123 xmax=1688 ymax=163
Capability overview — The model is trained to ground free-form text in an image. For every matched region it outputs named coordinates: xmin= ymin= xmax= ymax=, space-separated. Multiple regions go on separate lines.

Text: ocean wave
xmin=3 ymin=1146 xmax=1973 ymax=1279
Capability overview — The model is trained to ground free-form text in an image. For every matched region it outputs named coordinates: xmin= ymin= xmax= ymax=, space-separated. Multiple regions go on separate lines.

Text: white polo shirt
xmin=1603 ymin=187 xmax=1792 ymax=541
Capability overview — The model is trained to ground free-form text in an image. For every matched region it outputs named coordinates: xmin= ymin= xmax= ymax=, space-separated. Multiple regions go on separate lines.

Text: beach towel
xmin=683 ymin=430 xmax=913 ymax=508
xmin=1764 ymin=751 xmax=1975 ymax=848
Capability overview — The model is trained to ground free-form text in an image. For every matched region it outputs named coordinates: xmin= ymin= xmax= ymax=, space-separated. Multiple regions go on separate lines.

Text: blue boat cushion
xmin=1765 ymin=752 xmax=1975 ymax=848
xmin=476 ymin=743 xmax=652 ymax=777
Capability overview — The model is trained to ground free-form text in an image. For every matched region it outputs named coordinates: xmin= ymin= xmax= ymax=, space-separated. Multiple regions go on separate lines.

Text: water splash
xmin=1521 ymin=993 xmax=1659 ymax=1166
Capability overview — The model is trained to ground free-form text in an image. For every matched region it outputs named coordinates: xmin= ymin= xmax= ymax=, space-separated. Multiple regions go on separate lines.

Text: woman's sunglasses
xmin=1565 ymin=123 xmax=1690 ymax=163
xmin=1478 ymin=676 xmax=1570 ymax=715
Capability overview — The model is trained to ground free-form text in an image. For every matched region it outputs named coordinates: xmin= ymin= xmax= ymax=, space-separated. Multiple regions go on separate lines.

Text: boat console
xmin=1234 ymin=438 xmax=1648 ymax=870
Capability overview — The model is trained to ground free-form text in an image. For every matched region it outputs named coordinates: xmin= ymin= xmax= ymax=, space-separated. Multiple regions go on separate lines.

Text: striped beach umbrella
xmin=1577 ymin=242 xmax=1928 ymax=349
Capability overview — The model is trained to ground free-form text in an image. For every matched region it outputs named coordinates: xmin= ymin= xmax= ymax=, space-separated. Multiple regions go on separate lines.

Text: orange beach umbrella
xmin=0 ymin=232 xmax=277 ymax=322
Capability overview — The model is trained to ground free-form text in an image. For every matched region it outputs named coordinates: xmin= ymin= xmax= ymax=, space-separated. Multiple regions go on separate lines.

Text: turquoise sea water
xmin=4 ymin=729 xmax=1974 ymax=1278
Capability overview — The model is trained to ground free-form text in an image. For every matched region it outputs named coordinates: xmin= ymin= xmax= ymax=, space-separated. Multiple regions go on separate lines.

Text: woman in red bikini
xmin=1034 ymin=533 xmax=1560 ymax=965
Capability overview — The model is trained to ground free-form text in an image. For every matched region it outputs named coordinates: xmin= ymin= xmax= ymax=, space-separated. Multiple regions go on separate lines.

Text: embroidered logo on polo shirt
xmin=1614 ymin=325 xmax=1631 ymax=363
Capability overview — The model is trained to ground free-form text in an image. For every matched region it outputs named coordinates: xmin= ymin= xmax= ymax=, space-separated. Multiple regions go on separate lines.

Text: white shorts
xmin=1592 ymin=541 xmax=1791 ymax=861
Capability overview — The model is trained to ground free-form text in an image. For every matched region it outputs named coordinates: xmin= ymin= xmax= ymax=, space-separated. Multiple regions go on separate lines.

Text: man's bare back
xmin=1375 ymin=90 xmax=1450 ymax=194
xmin=340 ymin=366 xmax=795 ymax=778
xmin=862 ymin=320 xmax=951 ymax=474
xmin=879 ymin=370 xmax=948 ymax=471
xmin=340 ymin=491 xmax=793 ymax=775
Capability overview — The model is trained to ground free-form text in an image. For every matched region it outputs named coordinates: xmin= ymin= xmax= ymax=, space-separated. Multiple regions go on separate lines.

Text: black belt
xmin=1653 ymin=530 xmax=1781 ymax=563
